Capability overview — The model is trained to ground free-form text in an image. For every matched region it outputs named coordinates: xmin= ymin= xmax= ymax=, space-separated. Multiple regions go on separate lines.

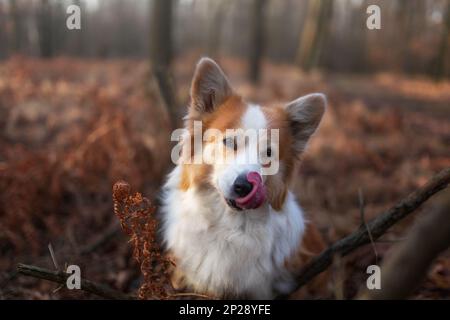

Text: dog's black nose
xmin=233 ymin=174 xmax=253 ymax=197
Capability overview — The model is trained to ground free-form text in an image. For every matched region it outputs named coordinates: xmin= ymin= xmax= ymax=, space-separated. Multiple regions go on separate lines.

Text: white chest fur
xmin=160 ymin=166 xmax=305 ymax=299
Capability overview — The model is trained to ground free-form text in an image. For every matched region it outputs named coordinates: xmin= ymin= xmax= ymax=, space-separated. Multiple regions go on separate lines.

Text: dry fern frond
xmin=112 ymin=180 xmax=174 ymax=299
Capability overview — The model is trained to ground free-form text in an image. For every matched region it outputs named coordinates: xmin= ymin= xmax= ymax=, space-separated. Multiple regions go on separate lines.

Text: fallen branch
xmin=358 ymin=189 xmax=450 ymax=299
xmin=288 ymin=168 xmax=450 ymax=297
xmin=17 ymin=263 xmax=135 ymax=300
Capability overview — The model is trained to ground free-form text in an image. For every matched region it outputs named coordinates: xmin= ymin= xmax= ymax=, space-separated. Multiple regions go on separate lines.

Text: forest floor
xmin=0 ymin=55 xmax=449 ymax=299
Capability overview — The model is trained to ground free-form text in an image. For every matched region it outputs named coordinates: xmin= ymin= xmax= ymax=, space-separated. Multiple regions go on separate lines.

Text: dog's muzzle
xmin=227 ymin=171 xmax=266 ymax=210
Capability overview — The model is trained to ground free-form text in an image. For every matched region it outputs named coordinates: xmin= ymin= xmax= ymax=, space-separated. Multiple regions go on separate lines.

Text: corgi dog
xmin=161 ymin=58 xmax=326 ymax=299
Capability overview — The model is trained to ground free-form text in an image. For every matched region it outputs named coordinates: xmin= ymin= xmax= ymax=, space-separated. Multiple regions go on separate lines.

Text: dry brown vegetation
xmin=112 ymin=180 xmax=173 ymax=299
xmin=0 ymin=55 xmax=449 ymax=299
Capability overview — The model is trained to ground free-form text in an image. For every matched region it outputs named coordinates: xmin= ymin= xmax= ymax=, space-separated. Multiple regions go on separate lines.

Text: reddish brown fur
xmin=261 ymin=104 xmax=297 ymax=211
xmin=179 ymin=95 xmax=247 ymax=191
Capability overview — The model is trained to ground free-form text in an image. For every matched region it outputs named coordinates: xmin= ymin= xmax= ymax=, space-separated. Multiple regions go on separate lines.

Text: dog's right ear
xmin=189 ymin=58 xmax=234 ymax=117
xmin=285 ymin=93 xmax=326 ymax=153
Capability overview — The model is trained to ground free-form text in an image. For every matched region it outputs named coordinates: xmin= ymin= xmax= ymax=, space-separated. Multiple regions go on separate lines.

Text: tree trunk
xmin=150 ymin=0 xmax=173 ymax=70
xmin=10 ymin=0 xmax=22 ymax=53
xmin=295 ymin=0 xmax=333 ymax=72
xmin=149 ymin=0 xmax=177 ymax=129
xmin=207 ymin=0 xmax=228 ymax=58
xmin=38 ymin=0 xmax=53 ymax=58
xmin=432 ymin=0 xmax=450 ymax=79
xmin=249 ymin=0 xmax=267 ymax=84
xmin=396 ymin=0 xmax=417 ymax=73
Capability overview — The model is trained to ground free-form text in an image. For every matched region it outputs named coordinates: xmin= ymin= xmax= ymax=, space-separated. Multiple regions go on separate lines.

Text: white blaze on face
xmin=242 ymin=104 xmax=267 ymax=130
xmin=237 ymin=104 xmax=268 ymax=170
xmin=213 ymin=104 xmax=270 ymax=199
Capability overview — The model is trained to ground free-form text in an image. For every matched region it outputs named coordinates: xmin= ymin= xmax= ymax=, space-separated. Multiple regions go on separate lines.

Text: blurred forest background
xmin=1 ymin=0 xmax=450 ymax=78
xmin=0 ymin=0 xmax=449 ymax=299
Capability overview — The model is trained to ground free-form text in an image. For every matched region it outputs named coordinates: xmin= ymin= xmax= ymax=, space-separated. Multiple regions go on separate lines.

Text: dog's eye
xmin=223 ymin=137 xmax=237 ymax=150
xmin=266 ymin=147 xmax=272 ymax=157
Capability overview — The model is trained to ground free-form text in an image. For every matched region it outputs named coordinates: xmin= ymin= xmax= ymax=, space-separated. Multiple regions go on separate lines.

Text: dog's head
xmin=177 ymin=58 xmax=326 ymax=211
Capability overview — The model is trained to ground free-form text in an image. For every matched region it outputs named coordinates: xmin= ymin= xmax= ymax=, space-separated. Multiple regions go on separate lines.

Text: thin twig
xmin=358 ymin=188 xmax=378 ymax=264
xmin=286 ymin=168 xmax=450 ymax=298
xmin=48 ymin=243 xmax=60 ymax=271
xmin=17 ymin=264 xmax=135 ymax=300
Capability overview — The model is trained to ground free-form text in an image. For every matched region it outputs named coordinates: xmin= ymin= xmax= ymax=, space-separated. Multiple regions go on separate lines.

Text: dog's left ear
xmin=189 ymin=58 xmax=234 ymax=117
xmin=285 ymin=93 xmax=326 ymax=153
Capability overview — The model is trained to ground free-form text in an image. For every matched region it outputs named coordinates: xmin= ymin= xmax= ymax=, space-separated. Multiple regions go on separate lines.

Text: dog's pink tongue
xmin=235 ymin=172 xmax=266 ymax=210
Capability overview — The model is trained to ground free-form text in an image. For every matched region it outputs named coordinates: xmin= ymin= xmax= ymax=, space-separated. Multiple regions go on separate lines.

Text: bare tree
xmin=296 ymin=0 xmax=333 ymax=71
xmin=9 ymin=0 xmax=22 ymax=53
xmin=207 ymin=0 xmax=229 ymax=58
xmin=149 ymin=0 xmax=177 ymax=128
xmin=38 ymin=0 xmax=53 ymax=58
xmin=432 ymin=0 xmax=450 ymax=79
xmin=150 ymin=0 xmax=173 ymax=69
xmin=249 ymin=0 xmax=267 ymax=84
xmin=0 ymin=2 xmax=8 ymax=58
